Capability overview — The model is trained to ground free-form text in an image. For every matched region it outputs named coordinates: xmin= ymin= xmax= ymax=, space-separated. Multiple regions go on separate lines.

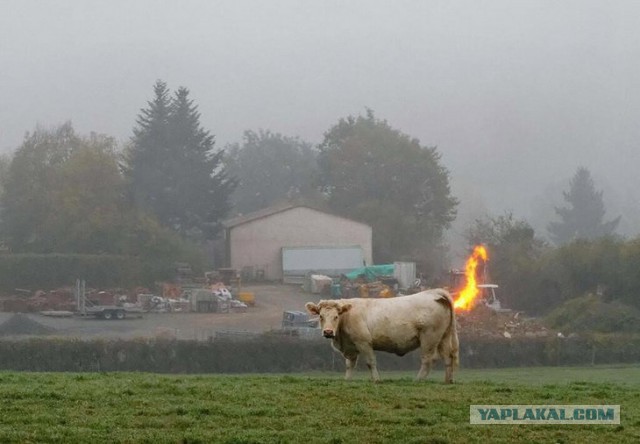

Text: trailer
xmin=83 ymin=305 xmax=125 ymax=320
xmin=82 ymin=305 xmax=143 ymax=320
xmin=75 ymin=279 xmax=143 ymax=320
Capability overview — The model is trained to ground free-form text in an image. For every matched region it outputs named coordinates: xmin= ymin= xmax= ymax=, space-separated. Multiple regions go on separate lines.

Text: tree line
xmin=0 ymin=80 xmax=636 ymax=318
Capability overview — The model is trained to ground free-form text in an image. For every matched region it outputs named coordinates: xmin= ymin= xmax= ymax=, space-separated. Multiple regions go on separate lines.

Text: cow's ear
xmin=305 ymin=302 xmax=320 ymax=315
xmin=339 ymin=303 xmax=352 ymax=314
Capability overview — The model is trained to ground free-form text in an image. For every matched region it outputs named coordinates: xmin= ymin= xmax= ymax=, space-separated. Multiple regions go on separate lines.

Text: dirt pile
xmin=0 ymin=313 xmax=57 ymax=336
xmin=27 ymin=288 xmax=76 ymax=312
xmin=456 ymin=304 xmax=551 ymax=339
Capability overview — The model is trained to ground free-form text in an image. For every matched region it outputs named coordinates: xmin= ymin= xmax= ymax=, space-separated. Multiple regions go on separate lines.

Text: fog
xmin=2 ymin=0 xmax=640 ymax=239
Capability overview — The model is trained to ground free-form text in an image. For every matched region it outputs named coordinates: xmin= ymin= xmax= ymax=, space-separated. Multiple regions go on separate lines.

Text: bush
xmin=545 ymin=294 xmax=640 ymax=333
xmin=502 ymin=237 xmax=640 ymax=315
xmin=0 ymin=334 xmax=638 ymax=373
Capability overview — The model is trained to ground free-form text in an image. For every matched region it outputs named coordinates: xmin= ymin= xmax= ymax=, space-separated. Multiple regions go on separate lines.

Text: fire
xmin=453 ymin=245 xmax=488 ymax=311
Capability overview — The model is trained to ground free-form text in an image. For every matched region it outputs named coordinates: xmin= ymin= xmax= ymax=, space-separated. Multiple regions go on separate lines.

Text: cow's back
xmin=339 ymin=290 xmax=452 ymax=356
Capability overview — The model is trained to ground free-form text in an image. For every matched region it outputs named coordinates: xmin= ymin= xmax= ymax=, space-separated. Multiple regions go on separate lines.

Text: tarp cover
xmin=344 ymin=264 xmax=395 ymax=281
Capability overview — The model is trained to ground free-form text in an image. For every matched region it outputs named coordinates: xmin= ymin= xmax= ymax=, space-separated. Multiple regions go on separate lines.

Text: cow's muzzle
xmin=323 ymin=329 xmax=335 ymax=338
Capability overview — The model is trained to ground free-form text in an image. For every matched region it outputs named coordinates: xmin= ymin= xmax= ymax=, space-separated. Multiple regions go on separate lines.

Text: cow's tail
xmin=435 ymin=289 xmax=459 ymax=369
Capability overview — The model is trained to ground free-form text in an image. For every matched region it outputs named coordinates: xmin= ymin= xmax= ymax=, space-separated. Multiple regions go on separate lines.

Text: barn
xmin=223 ymin=204 xmax=373 ymax=282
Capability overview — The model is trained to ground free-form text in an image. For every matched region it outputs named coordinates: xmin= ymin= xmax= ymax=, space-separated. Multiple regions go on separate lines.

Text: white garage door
xmin=282 ymin=246 xmax=365 ymax=284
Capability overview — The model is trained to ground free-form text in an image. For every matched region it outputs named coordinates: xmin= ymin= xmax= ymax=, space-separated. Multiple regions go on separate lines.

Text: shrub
xmin=545 ymin=294 xmax=640 ymax=334
xmin=0 ymin=334 xmax=638 ymax=373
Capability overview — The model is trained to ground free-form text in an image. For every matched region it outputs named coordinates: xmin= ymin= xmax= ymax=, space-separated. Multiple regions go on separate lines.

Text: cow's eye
xmin=333 ymin=315 xmax=338 ymax=321
xmin=320 ymin=315 xmax=324 ymax=321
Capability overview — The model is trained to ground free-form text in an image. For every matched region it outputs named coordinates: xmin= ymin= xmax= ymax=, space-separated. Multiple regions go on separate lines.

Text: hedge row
xmin=0 ymin=334 xmax=638 ymax=373
xmin=0 ymin=254 xmax=173 ymax=291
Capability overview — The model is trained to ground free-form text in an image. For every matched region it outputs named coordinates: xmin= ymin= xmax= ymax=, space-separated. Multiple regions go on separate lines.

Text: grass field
xmin=0 ymin=365 xmax=638 ymax=443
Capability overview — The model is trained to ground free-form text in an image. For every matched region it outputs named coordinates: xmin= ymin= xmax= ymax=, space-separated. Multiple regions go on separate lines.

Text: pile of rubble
xmin=0 ymin=288 xmax=75 ymax=313
xmin=0 ymin=282 xmax=250 ymax=315
xmin=456 ymin=304 xmax=551 ymax=339
xmin=0 ymin=287 xmax=133 ymax=313
xmin=137 ymin=294 xmax=190 ymax=313
xmin=0 ymin=313 xmax=57 ymax=336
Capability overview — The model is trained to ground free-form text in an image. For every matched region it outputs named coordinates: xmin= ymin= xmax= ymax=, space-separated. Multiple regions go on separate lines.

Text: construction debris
xmin=0 ymin=278 xmax=252 ymax=315
xmin=456 ymin=304 xmax=550 ymax=339
xmin=335 ymin=277 xmax=397 ymax=299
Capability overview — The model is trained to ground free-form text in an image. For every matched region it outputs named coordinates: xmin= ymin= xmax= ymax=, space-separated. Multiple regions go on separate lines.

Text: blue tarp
xmin=344 ymin=264 xmax=395 ymax=282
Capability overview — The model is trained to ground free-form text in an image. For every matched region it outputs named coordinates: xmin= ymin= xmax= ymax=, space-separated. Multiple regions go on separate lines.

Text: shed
xmin=223 ymin=204 xmax=373 ymax=282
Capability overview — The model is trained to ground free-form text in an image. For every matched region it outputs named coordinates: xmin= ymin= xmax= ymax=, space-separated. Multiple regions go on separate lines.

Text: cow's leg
xmin=416 ymin=355 xmax=433 ymax=381
xmin=438 ymin=337 xmax=455 ymax=384
xmin=357 ymin=344 xmax=380 ymax=382
xmin=444 ymin=358 xmax=453 ymax=384
xmin=416 ymin=332 xmax=438 ymax=381
xmin=344 ymin=354 xmax=358 ymax=380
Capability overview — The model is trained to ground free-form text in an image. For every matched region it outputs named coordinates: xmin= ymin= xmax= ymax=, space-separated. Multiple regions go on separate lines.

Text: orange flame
xmin=453 ymin=245 xmax=488 ymax=311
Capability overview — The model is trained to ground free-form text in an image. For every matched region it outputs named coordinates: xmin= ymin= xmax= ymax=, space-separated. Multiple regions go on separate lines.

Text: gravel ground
xmin=0 ymin=284 xmax=322 ymax=341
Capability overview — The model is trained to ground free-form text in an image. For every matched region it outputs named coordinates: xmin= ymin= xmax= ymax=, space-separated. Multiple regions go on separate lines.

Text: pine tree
xmin=125 ymin=82 xmax=237 ymax=240
xmin=167 ymin=87 xmax=237 ymax=239
xmin=547 ymin=167 xmax=620 ymax=245
xmin=124 ymin=80 xmax=172 ymax=221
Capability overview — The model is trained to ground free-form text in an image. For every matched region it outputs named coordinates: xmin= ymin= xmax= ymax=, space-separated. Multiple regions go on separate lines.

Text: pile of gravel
xmin=0 ymin=313 xmax=57 ymax=336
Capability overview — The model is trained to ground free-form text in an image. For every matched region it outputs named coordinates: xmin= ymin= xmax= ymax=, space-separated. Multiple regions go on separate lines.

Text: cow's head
xmin=305 ymin=300 xmax=352 ymax=339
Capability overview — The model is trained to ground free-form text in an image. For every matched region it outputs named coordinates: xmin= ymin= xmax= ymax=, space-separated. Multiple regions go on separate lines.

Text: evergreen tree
xmin=124 ymin=80 xmax=172 ymax=221
xmin=125 ymin=81 xmax=237 ymax=240
xmin=167 ymin=87 xmax=237 ymax=239
xmin=547 ymin=167 xmax=620 ymax=245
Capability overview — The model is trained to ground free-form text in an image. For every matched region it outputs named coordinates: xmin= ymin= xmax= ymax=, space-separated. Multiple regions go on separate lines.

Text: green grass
xmin=0 ymin=365 xmax=638 ymax=443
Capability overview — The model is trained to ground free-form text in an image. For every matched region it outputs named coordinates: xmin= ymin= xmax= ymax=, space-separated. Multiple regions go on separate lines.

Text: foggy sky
xmin=2 ymin=0 xmax=640 ymax=240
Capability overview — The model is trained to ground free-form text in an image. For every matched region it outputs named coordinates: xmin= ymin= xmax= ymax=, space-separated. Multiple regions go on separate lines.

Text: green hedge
xmin=0 ymin=254 xmax=174 ymax=291
xmin=0 ymin=334 xmax=638 ymax=373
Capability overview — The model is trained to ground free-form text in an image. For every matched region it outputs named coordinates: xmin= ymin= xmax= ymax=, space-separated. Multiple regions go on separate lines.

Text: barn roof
xmin=223 ymin=203 xmax=371 ymax=229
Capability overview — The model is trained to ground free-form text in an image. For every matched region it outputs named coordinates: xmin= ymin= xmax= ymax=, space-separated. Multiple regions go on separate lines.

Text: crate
xmin=237 ymin=292 xmax=256 ymax=306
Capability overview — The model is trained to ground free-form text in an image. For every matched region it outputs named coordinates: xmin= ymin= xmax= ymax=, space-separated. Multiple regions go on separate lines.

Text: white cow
xmin=305 ymin=289 xmax=459 ymax=382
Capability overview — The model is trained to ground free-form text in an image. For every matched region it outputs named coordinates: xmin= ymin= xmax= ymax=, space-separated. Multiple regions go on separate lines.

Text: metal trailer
xmin=75 ymin=279 xmax=143 ymax=320
xmin=82 ymin=305 xmax=129 ymax=320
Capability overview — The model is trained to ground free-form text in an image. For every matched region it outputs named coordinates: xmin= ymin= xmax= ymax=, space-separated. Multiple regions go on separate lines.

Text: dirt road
xmin=0 ymin=284 xmax=322 ymax=341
